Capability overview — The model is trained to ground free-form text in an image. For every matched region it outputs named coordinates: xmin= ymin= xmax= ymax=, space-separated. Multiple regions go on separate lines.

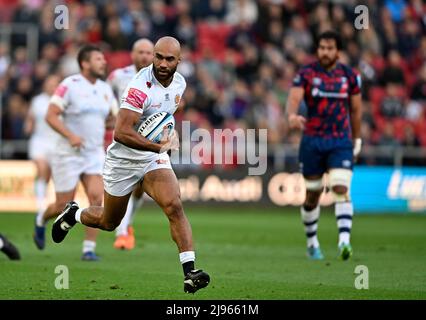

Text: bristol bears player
xmin=107 ymin=38 xmax=154 ymax=251
xmin=52 ymin=37 xmax=210 ymax=293
xmin=287 ymin=31 xmax=362 ymax=260
xmin=34 ymin=45 xmax=117 ymax=261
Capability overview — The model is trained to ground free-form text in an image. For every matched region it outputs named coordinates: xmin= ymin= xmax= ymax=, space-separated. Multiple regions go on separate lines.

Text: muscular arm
xmin=24 ymin=112 xmax=34 ymax=136
xmin=286 ymin=87 xmax=306 ymax=130
xmin=113 ymin=108 xmax=165 ymax=153
xmin=45 ymin=104 xmax=74 ymax=139
xmin=46 ymin=103 xmax=83 ymax=148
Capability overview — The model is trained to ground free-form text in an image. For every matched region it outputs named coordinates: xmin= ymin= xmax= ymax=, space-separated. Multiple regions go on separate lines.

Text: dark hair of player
xmin=316 ymin=31 xmax=343 ymax=50
xmin=77 ymin=45 xmax=102 ymax=69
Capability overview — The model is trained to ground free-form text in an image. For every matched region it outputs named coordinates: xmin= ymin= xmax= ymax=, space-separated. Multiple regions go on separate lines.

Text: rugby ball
xmin=137 ymin=112 xmax=175 ymax=143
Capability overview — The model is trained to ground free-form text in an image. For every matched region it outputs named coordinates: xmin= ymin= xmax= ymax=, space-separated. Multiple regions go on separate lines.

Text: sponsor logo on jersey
xmin=54 ymin=85 xmax=68 ymax=98
xmin=156 ymin=159 xmax=169 ymax=164
xmin=125 ymin=87 xmax=147 ymax=109
xmin=342 ymin=160 xmax=351 ymax=168
xmin=311 ymin=87 xmax=348 ymax=98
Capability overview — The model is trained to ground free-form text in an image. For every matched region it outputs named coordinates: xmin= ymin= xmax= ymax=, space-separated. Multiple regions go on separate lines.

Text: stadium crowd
xmin=0 ymin=0 xmax=425 ymax=166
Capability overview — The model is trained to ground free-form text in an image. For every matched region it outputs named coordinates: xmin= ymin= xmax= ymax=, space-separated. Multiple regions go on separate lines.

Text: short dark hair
xmin=316 ymin=31 xmax=343 ymax=50
xmin=77 ymin=45 xmax=101 ymax=69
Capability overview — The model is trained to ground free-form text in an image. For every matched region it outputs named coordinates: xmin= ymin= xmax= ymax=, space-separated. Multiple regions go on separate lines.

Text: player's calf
xmin=301 ymin=179 xmax=324 ymax=259
xmin=329 ymin=169 xmax=354 ymax=259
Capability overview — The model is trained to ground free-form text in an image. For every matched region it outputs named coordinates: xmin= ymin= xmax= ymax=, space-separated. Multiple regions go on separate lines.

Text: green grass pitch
xmin=0 ymin=206 xmax=425 ymax=299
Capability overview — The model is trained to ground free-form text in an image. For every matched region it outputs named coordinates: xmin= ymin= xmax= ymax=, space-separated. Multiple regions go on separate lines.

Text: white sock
xmin=0 ymin=237 xmax=4 ymax=249
xmin=129 ymin=196 xmax=144 ymax=225
xmin=36 ymin=210 xmax=45 ymax=227
xmin=75 ymin=208 xmax=84 ymax=224
xmin=301 ymin=206 xmax=320 ymax=248
xmin=82 ymin=240 xmax=96 ymax=254
xmin=35 ymin=178 xmax=47 ymax=226
xmin=179 ymin=251 xmax=195 ymax=264
xmin=335 ymin=201 xmax=353 ymax=246
xmin=115 ymin=196 xmax=134 ymax=236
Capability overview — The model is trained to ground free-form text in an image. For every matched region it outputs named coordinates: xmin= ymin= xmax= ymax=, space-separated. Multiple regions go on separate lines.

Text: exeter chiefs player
xmin=25 ymin=75 xmax=61 ymax=231
xmin=287 ymin=31 xmax=362 ymax=260
xmin=33 ymin=45 xmax=117 ymax=261
xmin=52 ymin=37 xmax=210 ymax=293
xmin=107 ymin=38 xmax=154 ymax=250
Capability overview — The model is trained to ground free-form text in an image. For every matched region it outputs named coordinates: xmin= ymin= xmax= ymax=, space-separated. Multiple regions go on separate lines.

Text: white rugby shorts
xmin=50 ymin=149 xmax=105 ymax=193
xmin=28 ymin=138 xmax=56 ymax=161
xmin=103 ymin=151 xmax=172 ymax=197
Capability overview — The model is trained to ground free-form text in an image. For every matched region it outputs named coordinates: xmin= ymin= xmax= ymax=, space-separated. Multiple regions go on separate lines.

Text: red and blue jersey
xmin=292 ymin=61 xmax=361 ymax=139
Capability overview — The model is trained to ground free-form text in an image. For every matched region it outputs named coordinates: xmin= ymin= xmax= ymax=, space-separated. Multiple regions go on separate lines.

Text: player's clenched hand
xmin=353 ymin=138 xmax=362 ymax=163
xmin=67 ymin=134 xmax=83 ymax=149
xmin=288 ymin=114 xmax=306 ymax=130
xmin=159 ymin=128 xmax=179 ymax=153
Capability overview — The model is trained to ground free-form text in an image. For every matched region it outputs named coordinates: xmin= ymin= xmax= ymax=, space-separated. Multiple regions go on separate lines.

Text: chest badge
xmin=313 ymin=77 xmax=322 ymax=86
xmin=146 ymin=81 xmax=152 ymax=88
xmin=165 ymin=93 xmax=170 ymax=101
xmin=175 ymin=94 xmax=181 ymax=105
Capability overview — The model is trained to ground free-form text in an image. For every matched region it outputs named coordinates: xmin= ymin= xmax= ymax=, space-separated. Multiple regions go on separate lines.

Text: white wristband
xmin=353 ymin=138 xmax=362 ymax=157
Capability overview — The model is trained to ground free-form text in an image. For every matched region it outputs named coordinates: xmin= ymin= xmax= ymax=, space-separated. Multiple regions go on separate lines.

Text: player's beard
xmin=153 ymin=64 xmax=177 ymax=82
xmin=89 ymin=67 xmax=106 ymax=80
xmin=319 ymin=55 xmax=338 ymax=69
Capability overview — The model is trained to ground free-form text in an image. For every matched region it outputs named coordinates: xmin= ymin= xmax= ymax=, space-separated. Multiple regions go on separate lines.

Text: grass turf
xmin=0 ymin=206 xmax=425 ymax=300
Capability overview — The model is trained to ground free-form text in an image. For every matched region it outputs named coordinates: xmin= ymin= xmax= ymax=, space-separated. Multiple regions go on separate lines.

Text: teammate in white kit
xmin=25 ymin=75 xmax=61 ymax=230
xmin=107 ymin=38 xmax=154 ymax=250
xmin=52 ymin=37 xmax=210 ymax=293
xmin=34 ymin=45 xmax=117 ymax=261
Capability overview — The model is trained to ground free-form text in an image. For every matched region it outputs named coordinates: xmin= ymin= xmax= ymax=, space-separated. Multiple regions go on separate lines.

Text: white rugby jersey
xmin=107 ymin=64 xmax=137 ymax=100
xmin=50 ymin=73 xmax=118 ymax=155
xmin=107 ymin=64 xmax=186 ymax=160
xmin=29 ymin=92 xmax=60 ymax=142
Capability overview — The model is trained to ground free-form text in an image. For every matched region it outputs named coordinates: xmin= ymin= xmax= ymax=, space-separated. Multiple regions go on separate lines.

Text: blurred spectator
xmin=285 ymin=16 xmax=313 ymax=53
xmin=10 ymin=46 xmax=32 ymax=78
xmin=196 ymin=0 xmax=227 ymax=21
xmin=384 ymin=0 xmax=407 ymax=24
xmin=149 ymin=0 xmax=171 ymax=40
xmin=226 ymin=0 xmax=258 ymax=26
xmin=2 ymin=94 xmax=28 ymax=140
xmin=398 ymin=17 xmax=421 ymax=57
xmin=175 ymin=14 xmax=197 ymax=49
xmin=379 ymin=122 xmax=400 ymax=148
xmin=380 ymin=83 xmax=405 ymax=118
xmin=405 ymin=100 xmax=423 ymax=121
xmin=401 ymin=124 xmax=423 ymax=166
xmin=0 ymin=43 xmax=10 ymax=77
xmin=358 ymin=26 xmax=382 ymax=56
xmin=361 ymin=101 xmax=377 ymax=131
xmin=401 ymin=125 xmax=421 ymax=147
xmin=103 ymin=17 xmax=128 ymax=51
xmin=380 ymin=50 xmax=405 ymax=85
xmin=59 ymin=43 xmax=80 ymax=77
xmin=38 ymin=5 xmax=61 ymax=49
xmin=411 ymin=63 xmax=426 ymax=102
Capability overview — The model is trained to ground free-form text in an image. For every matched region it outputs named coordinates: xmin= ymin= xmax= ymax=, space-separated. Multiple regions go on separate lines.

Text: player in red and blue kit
xmin=286 ymin=31 xmax=362 ymax=260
